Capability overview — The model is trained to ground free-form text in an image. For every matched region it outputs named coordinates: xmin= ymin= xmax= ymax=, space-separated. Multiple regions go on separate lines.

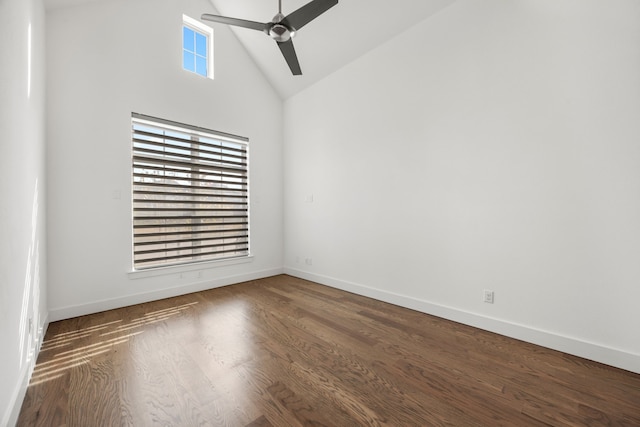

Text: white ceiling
xmin=208 ymin=0 xmax=458 ymax=99
xmin=44 ymin=0 xmax=458 ymax=99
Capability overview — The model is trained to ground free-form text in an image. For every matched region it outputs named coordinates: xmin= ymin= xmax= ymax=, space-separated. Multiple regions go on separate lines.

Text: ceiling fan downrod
xmin=270 ymin=0 xmax=294 ymax=42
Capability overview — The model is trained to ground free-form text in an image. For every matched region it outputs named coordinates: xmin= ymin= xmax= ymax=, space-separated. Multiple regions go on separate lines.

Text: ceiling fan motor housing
xmin=269 ymin=23 xmax=294 ymax=42
xmin=268 ymin=12 xmax=295 ymax=42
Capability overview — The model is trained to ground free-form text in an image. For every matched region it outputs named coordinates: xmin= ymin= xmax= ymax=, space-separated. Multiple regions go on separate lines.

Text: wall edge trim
xmin=4 ymin=313 xmax=49 ymax=427
xmin=284 ymin=268 xmax=640 ymax=375
xmin=48 ymin=268 xmax=284 ymax=322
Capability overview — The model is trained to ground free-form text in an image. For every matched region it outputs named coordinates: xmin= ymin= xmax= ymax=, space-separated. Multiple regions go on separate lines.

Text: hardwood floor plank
xmin=17 ymin=275 xmax=640 ymax=426
xmin=16 ymin=371 xmax=70 ymax=426
xmin=67 ymin=357 xmax=121 ymax=426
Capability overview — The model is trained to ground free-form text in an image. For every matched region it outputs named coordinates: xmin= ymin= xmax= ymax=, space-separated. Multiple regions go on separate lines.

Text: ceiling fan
xmin=202 ymin=0 xmax=338 ymax=76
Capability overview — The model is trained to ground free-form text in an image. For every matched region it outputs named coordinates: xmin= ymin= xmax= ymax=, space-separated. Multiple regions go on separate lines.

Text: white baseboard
xmin=49 ymin=268 xmax=284 ymax=322
xmin=284 ymin=267 xmax=640 ymax=375
xmin=4 ymin=314 xmax=49 ymax=427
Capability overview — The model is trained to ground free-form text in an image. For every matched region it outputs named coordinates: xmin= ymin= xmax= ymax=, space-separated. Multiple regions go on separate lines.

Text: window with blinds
xmin=131 ymin=113 xmax=249 ymax=270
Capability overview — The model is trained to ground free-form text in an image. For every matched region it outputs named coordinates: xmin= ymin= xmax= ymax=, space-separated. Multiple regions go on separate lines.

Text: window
xmin=131 ymin=113 xmax=249 ymax=270
xmin=183 ymin=15 xmax=213 ymax=78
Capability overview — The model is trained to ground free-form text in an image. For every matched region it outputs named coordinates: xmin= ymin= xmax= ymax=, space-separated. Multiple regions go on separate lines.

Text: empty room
xmin=2 ymin=0 xmax=639 ymax=425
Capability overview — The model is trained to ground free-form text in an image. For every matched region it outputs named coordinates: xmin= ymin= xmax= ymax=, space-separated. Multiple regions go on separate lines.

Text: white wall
xmin=284 ymin=0 xmax=640 ymax=373
xmin=0 ymin=0 xmax=48 ymax=424
xmin=46 ymin=0 xmax=284 ymax=320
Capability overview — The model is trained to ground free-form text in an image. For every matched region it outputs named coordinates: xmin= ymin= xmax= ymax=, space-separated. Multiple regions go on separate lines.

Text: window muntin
xmin=131 ymin=114 xmax=248 ymax=270
xmin=182 ymin=15 xmax=213 ymax=79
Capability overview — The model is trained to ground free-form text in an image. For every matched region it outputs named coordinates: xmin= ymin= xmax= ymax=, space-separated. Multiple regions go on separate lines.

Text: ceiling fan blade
xmin=277 ymin=39 xmax=302 ymax=75
xmin=282 ymin=0 xmax=338 ymax=31
xmin=201 ymin=14 xmax=267 ymax=32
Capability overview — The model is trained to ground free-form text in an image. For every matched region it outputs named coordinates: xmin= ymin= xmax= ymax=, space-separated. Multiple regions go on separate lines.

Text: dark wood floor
xmin=18 ymin=275 xmax=640 ymax=426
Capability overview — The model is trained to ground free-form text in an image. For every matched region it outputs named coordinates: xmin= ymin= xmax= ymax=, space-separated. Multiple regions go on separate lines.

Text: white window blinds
xmin=132 ymin=113 xmax=249 ymax=270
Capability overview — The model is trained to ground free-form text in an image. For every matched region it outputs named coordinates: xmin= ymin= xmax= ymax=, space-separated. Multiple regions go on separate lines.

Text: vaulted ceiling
xmin=44 ymin=0 xmax=458 ymax=99
xmin=208 ymin=0 xmax=457 ymax=98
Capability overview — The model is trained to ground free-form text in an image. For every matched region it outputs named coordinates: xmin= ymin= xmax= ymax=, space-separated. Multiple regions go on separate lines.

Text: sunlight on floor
xmin=29 ymin=302 xmax=199 ymax=386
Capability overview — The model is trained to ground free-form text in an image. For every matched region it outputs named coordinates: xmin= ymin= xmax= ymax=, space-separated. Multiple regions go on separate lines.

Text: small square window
xmin=182 ymin=15 xmax=213 ymax=79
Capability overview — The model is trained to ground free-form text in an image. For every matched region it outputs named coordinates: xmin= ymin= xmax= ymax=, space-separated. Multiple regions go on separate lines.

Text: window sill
xmin=127 ymin=255 xmax=254 ymax=280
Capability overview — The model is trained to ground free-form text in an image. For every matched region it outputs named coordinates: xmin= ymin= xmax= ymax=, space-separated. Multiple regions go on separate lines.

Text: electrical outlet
xmin=305 ymin=258 xmax=313 ymax=265
xmin=483 ymin=290 xmax=495 ymax=304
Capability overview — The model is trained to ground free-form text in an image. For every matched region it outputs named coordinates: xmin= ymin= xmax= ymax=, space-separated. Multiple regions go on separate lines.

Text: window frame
xmin=182 ymin=15 xmax=214 ymax=79
xmin=130 ymin=113 xmax=249 ymax=272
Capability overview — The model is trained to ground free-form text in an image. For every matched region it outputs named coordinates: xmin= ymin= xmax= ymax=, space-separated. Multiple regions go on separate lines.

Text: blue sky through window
xmin=183 ymin=25 xmax=208 ymax=77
